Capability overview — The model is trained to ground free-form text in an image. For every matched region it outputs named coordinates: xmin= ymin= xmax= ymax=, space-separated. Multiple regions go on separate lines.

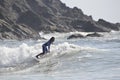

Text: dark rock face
xmin=17 ymin=11 xmax=42 ymax=31
xmin=0 ymin=0 xmax=120 ymax=40
xmin=0 ymin=19 xmax=40 ymax=40
xmin=97 ymin=19 xmax=120 ymax=31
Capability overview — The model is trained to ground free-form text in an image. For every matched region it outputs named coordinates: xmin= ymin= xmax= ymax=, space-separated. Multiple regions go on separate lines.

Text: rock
xmin=67 ymin=34 xmax=85 ymax=39
xmin=97 ymin=19 xmax=120 ymax=31
xmin=86 ymin=32 xmax=103 ymax=37
xmin=67 ymin=32 xmax=103 ymax=39
xmin=0 ymin=19 xmax=40 ymax=40
xmin=71 ymin=20 xmax=110 ymax=32
xmin=0 ymin=0 xmax=120 ymax=40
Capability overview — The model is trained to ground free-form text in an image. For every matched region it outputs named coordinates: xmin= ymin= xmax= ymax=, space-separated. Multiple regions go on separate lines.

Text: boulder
xmin=86 ymin=32 xmax=103 ymax=37
xmin=67 ymin=34 xmax=85 ymax=39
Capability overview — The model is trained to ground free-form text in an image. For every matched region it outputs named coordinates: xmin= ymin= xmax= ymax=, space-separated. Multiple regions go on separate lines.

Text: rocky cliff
xmin=0 ymin=0 xmax=120 ymax=40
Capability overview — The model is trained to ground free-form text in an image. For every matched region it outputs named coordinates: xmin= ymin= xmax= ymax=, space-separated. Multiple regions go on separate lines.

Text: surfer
xmin=36 ymin=37 xmax=55 ymax=58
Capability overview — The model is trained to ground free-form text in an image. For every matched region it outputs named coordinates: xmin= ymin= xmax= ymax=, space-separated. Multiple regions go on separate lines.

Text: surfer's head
xmin=50 ymin=37 xmax=55 ymax=43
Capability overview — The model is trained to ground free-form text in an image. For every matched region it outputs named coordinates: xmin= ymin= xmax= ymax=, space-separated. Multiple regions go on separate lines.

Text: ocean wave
xmin=0 ymin=40 xmax=106 ymax=74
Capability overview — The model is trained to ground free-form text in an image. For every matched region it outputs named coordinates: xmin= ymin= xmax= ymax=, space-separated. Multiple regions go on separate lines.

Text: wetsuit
xmin=36 ymin=37 xmax=55 ymax=58
xmin=42 ymin=40 xmax=51 ymax=54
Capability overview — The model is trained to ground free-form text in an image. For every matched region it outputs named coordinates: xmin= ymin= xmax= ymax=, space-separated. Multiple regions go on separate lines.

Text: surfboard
xmin=33 ymin=56 xmax=40 ymax=62
xmin=34 ymin=54 xmax=44 ymax=61
xmin=34 ymin=52 xmax=52 ymax=62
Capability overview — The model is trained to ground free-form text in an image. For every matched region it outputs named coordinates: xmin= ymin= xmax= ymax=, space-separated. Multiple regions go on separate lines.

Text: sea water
xmin=0 ymin=31 xmax=120 ymax=80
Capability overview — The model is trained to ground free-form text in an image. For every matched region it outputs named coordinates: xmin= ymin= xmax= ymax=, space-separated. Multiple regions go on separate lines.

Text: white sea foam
xmin=0 ymin=42 xmax=71 ymax=67
xmin=0 ymin=40 xmax=103 ymax=70
xmin=0 ymin=31 xmax=119 ymax=80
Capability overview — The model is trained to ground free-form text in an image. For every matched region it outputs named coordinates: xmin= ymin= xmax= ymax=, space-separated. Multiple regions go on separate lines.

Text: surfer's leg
xmin=36 ymin=52 xmax=45 ymax=58
xmin=42 ymin=45 xmax=48 ymax=54
xmin=36 ymin=54 xmax=40 ymax=58
xmin=36 ymin=45 xmax=47 ymax=58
